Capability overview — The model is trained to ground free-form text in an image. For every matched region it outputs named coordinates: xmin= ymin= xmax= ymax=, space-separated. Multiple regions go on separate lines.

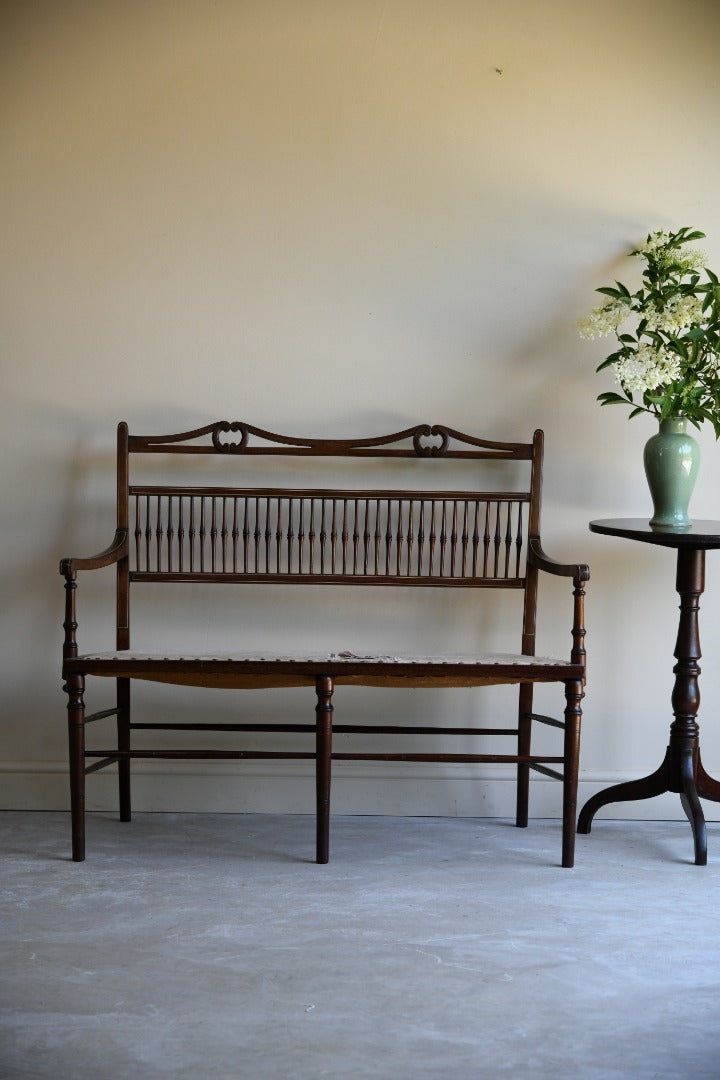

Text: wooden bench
xmin=61 ymin=420 xmax=589 ymax=866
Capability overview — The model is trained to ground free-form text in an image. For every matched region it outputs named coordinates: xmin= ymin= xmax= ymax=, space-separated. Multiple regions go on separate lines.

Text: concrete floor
xmin=2 ymin=812 xmax=720 ymax=1080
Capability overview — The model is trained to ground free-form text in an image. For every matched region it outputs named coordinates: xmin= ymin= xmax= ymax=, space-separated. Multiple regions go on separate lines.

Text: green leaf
xmin=597 ymin=392 xmax=629 ymax=406
xmin=667 ymin=335 xmax=689 ymax=360
xmin=596 ymin=286 xmax=622 ymax=299
xmin=595 ymin=357 xmax=618 ymax=372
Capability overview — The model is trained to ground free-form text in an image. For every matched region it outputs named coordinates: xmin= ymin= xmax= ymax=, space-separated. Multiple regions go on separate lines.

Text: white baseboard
xmin=2 ymin=760 xmax=718 ymax=821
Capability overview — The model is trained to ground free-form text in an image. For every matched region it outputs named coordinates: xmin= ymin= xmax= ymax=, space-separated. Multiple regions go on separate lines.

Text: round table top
xmin=590 ymin=518 xmax=720 ymax=548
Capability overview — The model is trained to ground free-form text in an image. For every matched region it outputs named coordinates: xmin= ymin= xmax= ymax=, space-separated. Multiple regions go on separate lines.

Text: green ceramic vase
xmin=643 ymin=416 xmax=700 ymax=529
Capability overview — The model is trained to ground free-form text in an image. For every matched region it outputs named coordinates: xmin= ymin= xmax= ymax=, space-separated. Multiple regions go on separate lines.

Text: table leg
xmin=696 ymin=752 xmax=720 ymax=804
xmin=678 ymin=748 xmax=707 ymax=866
xmin=578 ymin=545 xmax=712 ymax=864
xmin=577 ymin=756 xmax=671 ymax=832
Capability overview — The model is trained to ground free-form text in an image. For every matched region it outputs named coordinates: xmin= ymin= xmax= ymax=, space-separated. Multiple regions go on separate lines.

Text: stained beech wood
xmin=60 ymin=421 xmax=589 ymax=866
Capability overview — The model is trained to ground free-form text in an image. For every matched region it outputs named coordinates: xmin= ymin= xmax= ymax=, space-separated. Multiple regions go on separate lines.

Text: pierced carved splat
xmin=212 ymin=421 xmax=249 ymax=451
xmin=128 ymin=421 xmax=535 ymax=459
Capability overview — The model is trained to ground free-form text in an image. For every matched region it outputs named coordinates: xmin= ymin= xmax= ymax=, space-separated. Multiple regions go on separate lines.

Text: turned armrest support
xmin=59 ymin=529 xmax=129 ymax=577
xmin=60 ymin=530 xmax=128 ymax=662
xmin=527 ymin=537 xmax=588 ymax=673
xmin=527 ymin=537 xmax=590 ymax=584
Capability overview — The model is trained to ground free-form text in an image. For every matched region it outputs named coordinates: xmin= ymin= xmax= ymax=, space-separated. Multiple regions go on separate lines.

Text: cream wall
xmin=3 ymin=0 xmax=720 ymax=821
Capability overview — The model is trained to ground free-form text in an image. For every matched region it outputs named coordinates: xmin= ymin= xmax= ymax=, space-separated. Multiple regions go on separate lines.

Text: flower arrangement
xmin=577 ymin=227 xmax=720 ymax=436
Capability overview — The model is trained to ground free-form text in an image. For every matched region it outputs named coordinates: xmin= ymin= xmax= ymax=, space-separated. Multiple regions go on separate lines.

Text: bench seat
xmin=65 ymin=650 xmax=583 ymax=687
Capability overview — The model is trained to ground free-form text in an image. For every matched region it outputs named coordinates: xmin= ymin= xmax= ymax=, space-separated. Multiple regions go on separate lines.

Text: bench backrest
xmin=113 ymin=420 xmax=545 ymax=648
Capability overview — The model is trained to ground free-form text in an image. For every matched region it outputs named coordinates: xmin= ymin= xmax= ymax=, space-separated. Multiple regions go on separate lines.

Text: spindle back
xmin=112 ymin=420 xmax=544 ymax=643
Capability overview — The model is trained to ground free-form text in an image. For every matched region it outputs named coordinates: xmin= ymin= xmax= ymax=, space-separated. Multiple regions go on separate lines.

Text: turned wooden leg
xmin=315 ymin=675 xmax=334 ymax=864
xmin=516 ymin=683 xmax=533 ymax=828
xmin=562 ymin=678 xmax=584 ymax=868
xmin=117 ymin=678 xmax=131 ymax=822
xmin=65 ymin=672 xmax=86 ymax=862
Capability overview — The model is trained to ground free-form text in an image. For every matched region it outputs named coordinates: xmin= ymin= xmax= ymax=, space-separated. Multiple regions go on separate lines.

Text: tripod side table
xmin=578 ymin=518 xmax=720 ymax=864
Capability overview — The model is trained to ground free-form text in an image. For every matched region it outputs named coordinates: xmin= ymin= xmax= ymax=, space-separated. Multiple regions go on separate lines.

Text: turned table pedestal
xmin=578 ymin=519 xmax=720 ymax=864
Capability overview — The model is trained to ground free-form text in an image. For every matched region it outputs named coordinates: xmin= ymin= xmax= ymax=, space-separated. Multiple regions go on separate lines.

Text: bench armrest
xmin=527 ymin=537 xmax=590 ymax=583
xmin=527 ymin=536 xmax=588 ymax=674
xmin=60 ymin=529 xmax=129 ymax=662
xmin=59 ymin=529 xmax=129 ymax=577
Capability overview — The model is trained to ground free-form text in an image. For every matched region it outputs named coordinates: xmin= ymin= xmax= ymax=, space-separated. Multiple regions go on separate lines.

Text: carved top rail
xmin=127 ymin=421 xmax=536 ymax=459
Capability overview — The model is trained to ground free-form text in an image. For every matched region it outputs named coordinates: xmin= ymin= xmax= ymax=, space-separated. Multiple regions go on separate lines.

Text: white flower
xmin=643 ymin=294 xmax=703 ymax=334
xmin=614 ymin=344 xmax=682 ymax=394
xmin=677 ymin=246 xmax=707 ymax=271
xmin=576 ymin=298 xmax=632 ymax=339
xmin=635 ymin=233 xmax=707 ymax=273
xmin=658 ymin=245 xmax=708 ymax=273
xmin=636 ymin=230 xmax=673 ymax=254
